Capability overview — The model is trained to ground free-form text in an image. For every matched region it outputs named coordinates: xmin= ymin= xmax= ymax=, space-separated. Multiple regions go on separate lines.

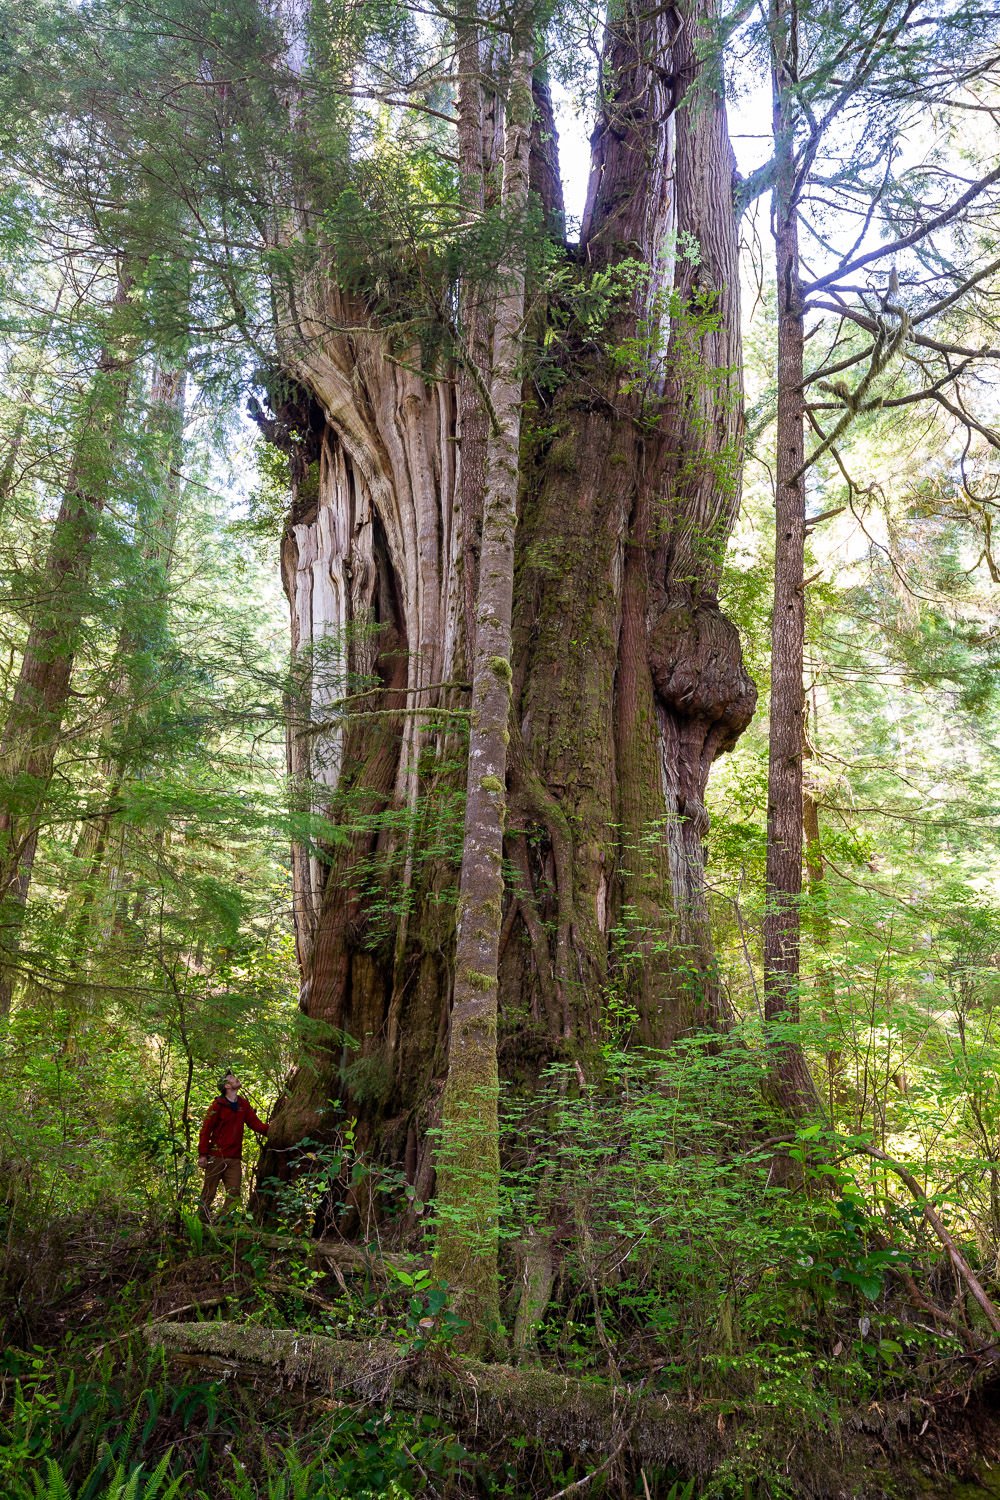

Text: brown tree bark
xmin=0 ymin=271 xmax=133 ymax=1015
xmin=802 ymin=711 xmax=847 ymax=1112
xmin=762 ymin=0 xmax=821 ymax=1116
xmin=255 ymin=0 xmax=756 ymax=1231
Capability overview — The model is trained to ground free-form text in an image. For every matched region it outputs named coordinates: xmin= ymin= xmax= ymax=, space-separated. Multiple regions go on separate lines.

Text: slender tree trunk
xmin=802 ymin=712 xmax=845 ymax=1112
xmin=434 ymin=39 xmax=533 ymax=1349
xmin=454 ymin=13 xmax=492 ymax=667
xmin=0 ymin=271 xmax=133 ymax=1014
xmin=763 ymin=11 xmax=820 ymax=1115
xmin=0 ymin=273 xmax=69 ymax=523
xmin=63 ymin=362 xmax=186 ymax=978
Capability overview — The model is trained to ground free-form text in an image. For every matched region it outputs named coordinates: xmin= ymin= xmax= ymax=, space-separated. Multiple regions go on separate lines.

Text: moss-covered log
xmin=147 ymin=1320 xmax=944 ymax=1497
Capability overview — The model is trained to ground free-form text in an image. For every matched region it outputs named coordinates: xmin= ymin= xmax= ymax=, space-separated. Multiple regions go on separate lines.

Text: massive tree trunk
xmin=256 ymin=0 xmax=756 ymax=1226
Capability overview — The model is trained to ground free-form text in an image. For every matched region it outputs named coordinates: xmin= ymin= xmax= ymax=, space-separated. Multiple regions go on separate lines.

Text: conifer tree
xmin=747 ymin=0 xmax=1000 ymax=1111
xmin=253 ymin=0 xmax=757 ymax=1327
xmin=0 ymin=268 xmax=135 ymax=1013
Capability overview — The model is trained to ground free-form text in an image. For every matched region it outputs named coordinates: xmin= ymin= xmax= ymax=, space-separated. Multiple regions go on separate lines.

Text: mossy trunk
xmin=256 ymin=0 xmax=756 ymax=1235
xmin=0 ymin=273 xmax=133 ymax=1015
xmin=434 ymin=38 xmax=533 ymax=1348
xmin=148 ymin=1319 xmax=927 ymax=1498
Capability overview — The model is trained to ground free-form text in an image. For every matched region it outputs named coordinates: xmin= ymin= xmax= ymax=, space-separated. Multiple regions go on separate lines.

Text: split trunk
xmin=256 ymin=0 xmax=757 ymax=1233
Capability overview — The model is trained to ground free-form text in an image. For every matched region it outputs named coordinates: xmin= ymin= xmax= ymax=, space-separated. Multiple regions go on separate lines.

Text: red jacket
xmin=199 ymin=1095 xmax=268 ymax=1159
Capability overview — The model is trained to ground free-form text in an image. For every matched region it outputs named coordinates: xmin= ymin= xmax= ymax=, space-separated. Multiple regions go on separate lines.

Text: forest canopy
xmin=2 ymin=0 xmax=1000 ymax=1494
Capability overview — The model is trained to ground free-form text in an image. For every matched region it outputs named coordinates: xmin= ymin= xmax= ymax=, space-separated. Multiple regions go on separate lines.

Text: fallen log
xmin=148 ymin=1320 xmax=691 ymax=1461
xmin=144 ymin=1321 xmax=909 ymax=1496
xmin=214 ymin=1225 xmax=407 ymax=1275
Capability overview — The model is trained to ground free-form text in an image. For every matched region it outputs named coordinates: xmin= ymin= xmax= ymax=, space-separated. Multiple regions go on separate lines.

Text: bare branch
xmin=806 ymin=164 xmax=1000 ymax=293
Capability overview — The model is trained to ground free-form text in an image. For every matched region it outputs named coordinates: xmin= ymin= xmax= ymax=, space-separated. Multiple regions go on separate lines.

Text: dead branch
xmin=854 ymin=1142 xmax=1000 ymax=1338
xmin=216 ymin=1225 xmax=407 ymax=1275
xmin=806 ymin=163 xmax=1000 ymax=294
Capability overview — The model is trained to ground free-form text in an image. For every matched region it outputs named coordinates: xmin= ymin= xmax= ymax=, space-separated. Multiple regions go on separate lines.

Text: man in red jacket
xmin=197 ymin=1072 xmax=269 ymax=1220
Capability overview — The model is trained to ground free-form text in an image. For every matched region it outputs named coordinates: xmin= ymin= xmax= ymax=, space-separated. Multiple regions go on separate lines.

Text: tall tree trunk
xmin=802 ymin=711 xmax=845 ymax=1112
xmin=0 ymin=271 xmax=133 ymax=1015
xmin=0 ymin=273 xmax=69 ymax=522
xmin=63 ymin=361 xmax=186 ymax=978
xmin=617 ymin=2 xmax=755 ymax=1035
xmin=256 ymin=0 xmax=756 ymax=1233
xmin=434 ymin=37 xmax=533 ymax=1349
xmin=763 ymin=6 xmax=820 ymax=1115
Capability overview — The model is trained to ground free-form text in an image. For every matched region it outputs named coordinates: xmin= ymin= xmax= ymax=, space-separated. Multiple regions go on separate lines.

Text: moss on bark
xmin=147 ymin=1320 xmax=936 ymax=1497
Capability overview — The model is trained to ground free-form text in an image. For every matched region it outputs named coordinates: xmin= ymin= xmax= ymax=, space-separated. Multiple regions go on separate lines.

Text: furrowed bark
xmin=257 ymin=0 xmax=755 ymax=1249
xmin=434 ymin=39 xmax=534 ymax=1352
xmin=616 ymin=0 xmax=755 ymax=1036
xmin=763 ymin=2 xmax=820 ymax=1116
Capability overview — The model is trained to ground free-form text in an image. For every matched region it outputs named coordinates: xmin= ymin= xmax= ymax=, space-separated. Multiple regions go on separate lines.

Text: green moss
xmin=464 ymin=969 xmax=495 ymax=992
xmin=547 ymin=437 xmax=577 ymax=474
xmin=480 ymin=775 xmax=504 ymax=795
xmin=488 ymin=655 xmax=512 ymax=683
xmin=299 ymin=458 xmax=321 ymax=506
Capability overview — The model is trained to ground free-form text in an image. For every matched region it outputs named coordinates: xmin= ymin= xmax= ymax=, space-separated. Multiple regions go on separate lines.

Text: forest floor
xmin=4 ymin=1207 xmax=1000 ymax=1498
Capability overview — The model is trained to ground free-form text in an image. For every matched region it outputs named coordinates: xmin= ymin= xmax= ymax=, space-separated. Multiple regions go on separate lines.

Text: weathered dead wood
xmin=217 ymin=1226 xmax=407 ymax=1275
xmin=767 ymin=1134 xmax=1000 ymax=1340
xmin=856 ymin=1143 xmax=1000 ymax=1338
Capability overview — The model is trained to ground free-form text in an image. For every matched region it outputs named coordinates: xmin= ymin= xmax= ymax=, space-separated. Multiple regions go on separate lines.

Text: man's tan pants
xmin=199 ymin=1157 xmax=242 ymax=1220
